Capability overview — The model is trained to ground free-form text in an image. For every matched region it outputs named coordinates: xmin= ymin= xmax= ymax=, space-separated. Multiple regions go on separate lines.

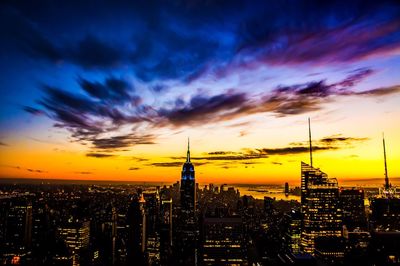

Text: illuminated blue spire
xmin=186 ymin=137 xmax=190 ymax=162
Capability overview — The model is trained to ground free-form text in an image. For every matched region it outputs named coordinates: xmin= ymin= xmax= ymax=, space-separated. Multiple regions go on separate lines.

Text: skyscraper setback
xmin=300 ymin=120 xmax=343 ymax=254
xmin=178 ymin=139 xmax=198 ymax=264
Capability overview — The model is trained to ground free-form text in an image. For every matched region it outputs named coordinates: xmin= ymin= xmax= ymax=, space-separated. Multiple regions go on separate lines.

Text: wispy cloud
xmin=86 ymin=153 xmax=114 ymax=158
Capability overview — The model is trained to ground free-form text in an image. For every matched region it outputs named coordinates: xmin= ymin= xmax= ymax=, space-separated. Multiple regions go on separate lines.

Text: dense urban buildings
xmin=1 ymin=135 xmax=400 ymax=265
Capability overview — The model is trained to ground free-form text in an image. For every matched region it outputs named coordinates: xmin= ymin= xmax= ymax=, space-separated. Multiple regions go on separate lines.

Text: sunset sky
xmin=1 ymin=0 xmax=400 ymax=185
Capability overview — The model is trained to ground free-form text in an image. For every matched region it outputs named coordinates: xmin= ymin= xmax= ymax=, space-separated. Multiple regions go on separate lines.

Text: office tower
xmin=200 ymin=210 xmax=246 ymax=265
xmin=340 ymin=188 xmax=367 ymax=230
xmin=1 ymin=197 xmax=33 ymax=263
xmin=111 ymin=206 xmax=117 ymax=266
xmin=285 ymin=210 xmax=302 ymax=254
xmin=178 ymin=139 xmax=198 ymax=264
xmin=57 ymin=220 xmax=90 ymax=266
xmin=126 ymin=192 xmax=147 ymax=265
xmin=301 ymin=119 xmax=342 ymax=254
xmin=143 ymin=191 xmax=160 ymax=264
xmin=160 ymin=197 xmax=173 ymax=265
xmin=300 ymin=162 xmax=342 ymax=254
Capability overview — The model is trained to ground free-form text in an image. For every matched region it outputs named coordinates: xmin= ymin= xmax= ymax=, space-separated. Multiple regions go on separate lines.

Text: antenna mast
xmin=383 ymin=133 xmax=389 ymax=190
xmin=308 ymin=118 xmax=313 ymax=167
xmin=186 ymin=137 xmax=191 ymax=162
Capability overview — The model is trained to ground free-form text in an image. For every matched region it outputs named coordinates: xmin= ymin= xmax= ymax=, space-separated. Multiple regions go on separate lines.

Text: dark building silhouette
xmin=178 ymin=139 xmax=198 ymax=264
xmin=200 ymin=210 xmax=246 ymax=265
xmin=1 ymin=197 xmax=33 ymax=263
xmin=160 ymin=197 xmax=173 ymax=265
xmin=340 ymin=188 xmax=366 ymax=230
xmin=285 ymin=182 xmax=290 ymax=196
xmin=143 ymin=191 xmax=160 ymax=264
xmin=181 ymin=139 xmax=196 ymax=222
xmin=126 ymin=192 xmax=147 ymax=265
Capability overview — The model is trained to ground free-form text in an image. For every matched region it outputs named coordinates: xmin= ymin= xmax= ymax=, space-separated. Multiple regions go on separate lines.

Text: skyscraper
xmin=340 ymin=188 xmax=366 ymax=231
xmin=160 ymin=197 xmax=173 ymax=265
xmin=300 ymin=119 xmax=342 ymax=254
xmin=178 ymin=139 xmax=198 ymax=264
xmin=200 ymin=211 xmax=246 ymax=265
xmin=181 ymin=138 xmax=196 ymax=221
xmin=301 ymin=162 xmax=343 ymax=254
xmin=126 ymin=192 xmax=147 ymax=265
xmin=1 ymin=197 xmax=33 ymax=264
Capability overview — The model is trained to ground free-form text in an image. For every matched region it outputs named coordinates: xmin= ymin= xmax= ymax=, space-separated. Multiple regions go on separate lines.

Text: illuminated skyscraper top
xmin=182 ymin=138 xmax=194 ymax=180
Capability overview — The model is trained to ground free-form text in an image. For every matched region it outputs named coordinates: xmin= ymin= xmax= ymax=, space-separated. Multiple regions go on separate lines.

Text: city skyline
xmin=1 ymin=1 xmax=400 ymax=184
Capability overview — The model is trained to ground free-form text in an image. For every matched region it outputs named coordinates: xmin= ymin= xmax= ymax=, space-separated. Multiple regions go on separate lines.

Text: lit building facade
xmin=300 ymin=162 xmax=342 ymax=254
xmin=200 ymin=214 xmax=246 ymax=265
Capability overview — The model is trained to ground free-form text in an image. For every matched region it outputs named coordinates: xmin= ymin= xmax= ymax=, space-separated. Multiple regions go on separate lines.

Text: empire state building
xmin=180 ymin=139 xmax=196 ymax=224
xmin=178 ymin=139 xmax=198 ymax=264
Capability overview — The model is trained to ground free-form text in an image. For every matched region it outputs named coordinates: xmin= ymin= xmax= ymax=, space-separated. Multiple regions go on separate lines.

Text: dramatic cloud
xmin=156 ymin=67 xmax=394 ymax=125
xmin=158 ymin=91 xmax=248 ymax=126
xmin=23 ymin=66 xmax=397 ymax=154
xmin=128 ymin=167 xmax=140 ymax=171
xmin=91 ymin=134 xmax=155 ymax=150
xmin=78 ymin=77 xmax=135 ymax=104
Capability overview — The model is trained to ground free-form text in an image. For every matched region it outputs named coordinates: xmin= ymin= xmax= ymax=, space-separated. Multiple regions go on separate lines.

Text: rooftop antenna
xmin=383 ymin=133 xmax=389 ymax=190
xmin=186 ymin=137 xmax=191 ymax=162
xmin=308 ymin=118 xmax=313 ymax=167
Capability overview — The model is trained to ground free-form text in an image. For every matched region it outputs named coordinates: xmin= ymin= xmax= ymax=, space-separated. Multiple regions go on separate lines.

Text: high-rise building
xmin=285 ymin=210 xmax=302 ymax=254
xmin=178 ymin=139 xmax=198 ymax=264
xmin=57 ymin=220 xmax=90 ymax=266
xmin=126 ymin=192 xmax=147 ymax=265
xmin=160 ymin=197 xmax=173 ymax=265
xmin=340 ymin=188 xmax=366 ymax=230
xmin=285 ymin=182 xmax=290 ymax=196
xmin=1 ymin=197 xmax=33 ymax=264
xmin=143 ymin=191 xmax=160 ymax=264
xmin=200 ymin=211 xmax=246 ymax=265
xmin=300 ymin=119 xmax=342 ymax=254
xmin=300 ymin=162 xmax=343 ymax=254
xmin=181 ymin=139 xmax=196 ymax=222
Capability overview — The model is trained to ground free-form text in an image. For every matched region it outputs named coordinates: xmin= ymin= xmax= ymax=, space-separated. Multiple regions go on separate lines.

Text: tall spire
xmin=308 ymin=118 xmax=313 ymax=167
xmin=186 ymin=137 xmax=191 ymax=162
xmin=383 ymin=133 xmax=389 ymax=190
